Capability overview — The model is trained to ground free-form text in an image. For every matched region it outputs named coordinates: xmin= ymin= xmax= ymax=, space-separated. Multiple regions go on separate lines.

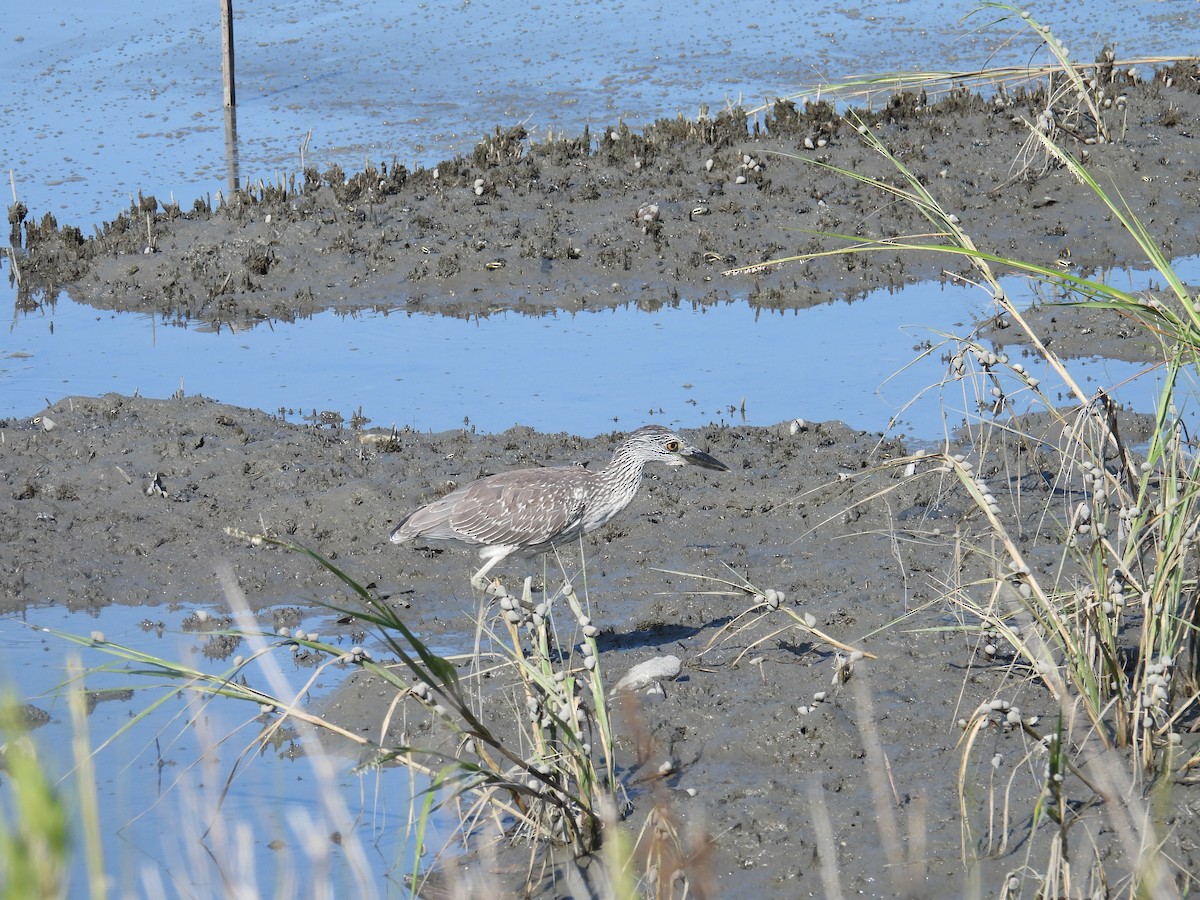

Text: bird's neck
xmin=576 ymin=445 xmax=651 ymax=533
xmin=596 ymin=447 xmax=647 ymax=505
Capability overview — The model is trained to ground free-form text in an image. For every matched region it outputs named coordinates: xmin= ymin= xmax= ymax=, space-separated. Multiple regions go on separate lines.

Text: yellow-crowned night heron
xmin=389 ymin=425 xmax=729 ymax=589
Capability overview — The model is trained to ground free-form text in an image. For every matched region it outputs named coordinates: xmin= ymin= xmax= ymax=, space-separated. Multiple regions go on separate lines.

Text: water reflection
xmin=5 ymin=260 xmax=1198 ymax=441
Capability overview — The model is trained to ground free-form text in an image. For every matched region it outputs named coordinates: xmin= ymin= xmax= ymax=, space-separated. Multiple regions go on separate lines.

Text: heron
xmin=389 ymin=425 xmax=729 ymax=589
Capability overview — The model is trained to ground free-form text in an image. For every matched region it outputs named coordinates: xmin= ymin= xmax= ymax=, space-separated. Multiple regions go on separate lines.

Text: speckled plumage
xmin=389 ymin=425 xmax=729 ymax=588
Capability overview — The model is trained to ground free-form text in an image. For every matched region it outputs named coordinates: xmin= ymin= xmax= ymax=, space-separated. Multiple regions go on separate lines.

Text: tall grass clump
xmin=0 ymin=697 xmax=71 ymax=900
xmin=32 ymin=532 xmax=629 ymax=896
xmin=728 ymin=5 xmax=1199 ymax=894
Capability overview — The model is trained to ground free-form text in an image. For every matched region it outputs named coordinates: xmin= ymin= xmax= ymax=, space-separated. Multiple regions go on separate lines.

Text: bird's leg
xmin=471 ymin=554 xmax=508 ymax=597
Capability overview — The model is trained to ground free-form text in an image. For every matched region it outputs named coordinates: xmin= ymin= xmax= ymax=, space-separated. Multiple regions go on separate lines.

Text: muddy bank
xmin=2 ymin=394 xmax=914 ymax=618
xmin=12 ymin=62 xmax=1200 ymax=366
xmin=2 ymin=393 xmax=1196 ymax=893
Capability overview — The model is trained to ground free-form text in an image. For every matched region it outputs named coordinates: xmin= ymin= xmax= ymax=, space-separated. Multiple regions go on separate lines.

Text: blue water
xmin=6 ymin=262 xmax=1199 ymax=440
xmin=1 ymin=602 xmax=438 ymax=897
xmin=5 ymin=0 xmax=1189 ymax=227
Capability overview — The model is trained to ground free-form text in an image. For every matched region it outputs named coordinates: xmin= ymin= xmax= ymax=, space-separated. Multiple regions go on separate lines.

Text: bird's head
xmin=626 ymin=424 xmax=730 ymax=471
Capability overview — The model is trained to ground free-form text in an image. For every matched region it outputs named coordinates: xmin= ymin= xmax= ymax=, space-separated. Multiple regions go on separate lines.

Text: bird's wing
xmin=450 ymin=469 xmax=589 ymax=547
xmin=390 ymin=482 xmax=477 ymax=543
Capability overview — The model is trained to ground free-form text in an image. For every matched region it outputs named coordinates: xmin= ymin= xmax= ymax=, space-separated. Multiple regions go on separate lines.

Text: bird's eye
xmin=665 ymin=440 xmax=680 ymax=452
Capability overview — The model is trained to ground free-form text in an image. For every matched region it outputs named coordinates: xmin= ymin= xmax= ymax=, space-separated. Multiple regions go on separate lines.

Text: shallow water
xmin=6 ymin=259 xmax=1199 ymax=439
xmin=4 ymin=1 xmax=1189 ymax=226
xmin=3 ymin=601 xmax=438 ymax=895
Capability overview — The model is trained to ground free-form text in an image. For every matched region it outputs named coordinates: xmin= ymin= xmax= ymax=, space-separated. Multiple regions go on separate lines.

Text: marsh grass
xmin=7 ymin=526 xmax=884 ymax=897
xmin=223 ymin=534 xmax=632 ymax=892
xmin=751 ymin=51 xmax=1189 ymax=124
xmin=727 ymin=6 xmax=1200 ymax=894
xmin=16 ymin=532 xmax=637 ymax=896
xmin=0 ymin=695 xmax=72 ymax=899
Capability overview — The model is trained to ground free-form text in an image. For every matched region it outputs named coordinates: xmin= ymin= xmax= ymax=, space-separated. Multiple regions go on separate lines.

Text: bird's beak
xmin=683 ymin=447 xmax=730 ymax=472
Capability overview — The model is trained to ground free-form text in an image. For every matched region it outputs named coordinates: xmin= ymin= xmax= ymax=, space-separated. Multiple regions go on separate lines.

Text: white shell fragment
xmin=615 ymin=654 xmax=682 ymax=691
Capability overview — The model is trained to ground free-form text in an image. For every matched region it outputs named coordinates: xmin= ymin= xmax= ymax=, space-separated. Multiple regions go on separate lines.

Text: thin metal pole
xmin=221 ymin=0 xmax=236 ymax=108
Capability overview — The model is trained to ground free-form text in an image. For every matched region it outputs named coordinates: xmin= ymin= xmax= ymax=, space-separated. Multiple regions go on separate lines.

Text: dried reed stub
xmin=832 ymin=649 xmax=864 ymax=685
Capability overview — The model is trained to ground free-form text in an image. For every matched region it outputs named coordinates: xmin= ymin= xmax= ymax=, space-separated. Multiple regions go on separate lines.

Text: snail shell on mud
xmin=634 ymin=203 xmax=660 ymax=224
